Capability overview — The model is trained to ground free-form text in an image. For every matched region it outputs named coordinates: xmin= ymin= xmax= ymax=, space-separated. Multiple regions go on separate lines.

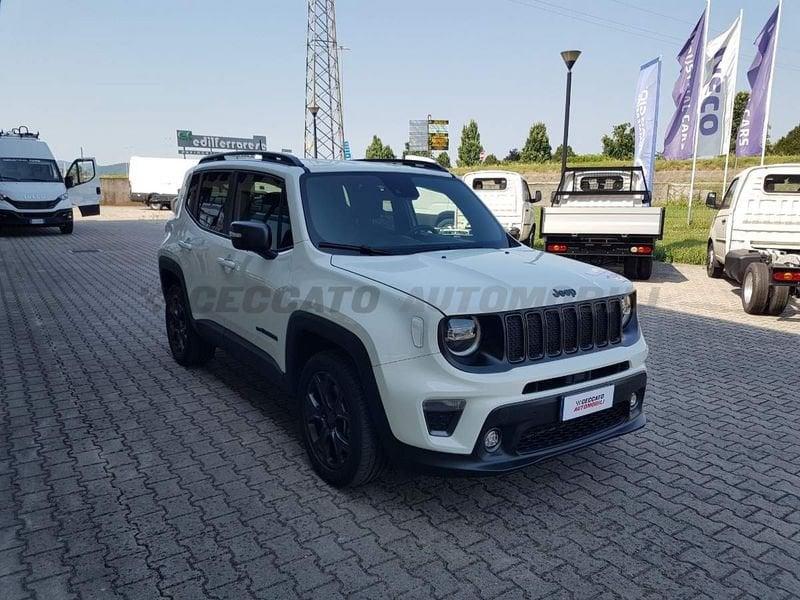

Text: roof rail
xmin=198 ymin=151 xmax=308 ymax=172
xmin=356 ymin=158 xmax=450 ymax=174
xmin=0 ymin=125 xmax=40 ymax=139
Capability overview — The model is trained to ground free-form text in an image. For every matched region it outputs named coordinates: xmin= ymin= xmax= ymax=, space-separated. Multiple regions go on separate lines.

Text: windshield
xmin=0 ymin=158 xmax=62 ymax=182
xmin=303 ymin=172 xmax=512 ymax=254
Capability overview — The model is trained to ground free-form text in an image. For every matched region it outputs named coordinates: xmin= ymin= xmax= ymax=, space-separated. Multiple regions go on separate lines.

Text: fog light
xmin=629 ymin=393 xmax=638 ymax=408
xmin=484 ymin=428 xmax=502 ymax=452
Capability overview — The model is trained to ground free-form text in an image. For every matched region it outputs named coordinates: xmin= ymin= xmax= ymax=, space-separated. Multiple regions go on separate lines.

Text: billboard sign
xmin=409 ymin=120 xmax=428 ymax=152
xmin=176 ymin=130 xmax=267 ymax=153
xmin=428 ymin=119 xmax=449 ymax=151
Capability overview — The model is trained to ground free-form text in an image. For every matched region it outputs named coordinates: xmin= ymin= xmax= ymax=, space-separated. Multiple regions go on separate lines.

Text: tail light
xmin=773 ymin=270 xmax=800 ymax=282
xmin=630 ymin=246 xmax=653 ymax=254
xmin=547 ymin=243 xmax=569 ymax=253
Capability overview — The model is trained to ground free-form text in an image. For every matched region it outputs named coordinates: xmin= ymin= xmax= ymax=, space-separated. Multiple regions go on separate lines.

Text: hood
xmin=0 ymin=181 xmax=66 ymax=202
xmin=332 ymin=246 xmax=633 ymax=315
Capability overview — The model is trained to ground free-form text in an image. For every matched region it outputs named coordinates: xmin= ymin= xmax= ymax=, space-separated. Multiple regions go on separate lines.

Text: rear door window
xmin=194 ymin=171 xmax=233 ymax=235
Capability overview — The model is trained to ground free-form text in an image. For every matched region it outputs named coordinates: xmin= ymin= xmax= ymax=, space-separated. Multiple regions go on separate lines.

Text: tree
xmin=504 ymin=148 xmax=521 ymax=162
xmin=552 ymin=144 xmax=575 ymax=161
xmin=365 ymin=135 xmax=395 ymax=159
xmin=774 ymin=124 xmax=800 ymax=155
xmin=483 ymin=154 xmax=499 ymax=165
xmin=458 ymin=120 xmax=483 ymax=166
xmin=602 ymin=122 xmax=635 ymax=159
xmin=521 ymin=123 xmax=552 ymax=163
xmin=436 ymin=152 xmax=451 ymax=168
xmin=729 ymin=91 xmax=750 ymax=152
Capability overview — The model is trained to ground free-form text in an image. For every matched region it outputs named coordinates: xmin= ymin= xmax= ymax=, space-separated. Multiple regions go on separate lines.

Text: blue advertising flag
xmin=663 ymin=11 xmax=706 ymax=160
xmin=736 ymin=4 xmax=781 ymax=158
xmin=634 ymin=57 xmax=661 ymax=194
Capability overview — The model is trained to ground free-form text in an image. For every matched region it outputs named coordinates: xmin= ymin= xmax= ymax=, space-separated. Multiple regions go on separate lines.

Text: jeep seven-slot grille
xmin=505 ymin=298 xmax=623 ymax=364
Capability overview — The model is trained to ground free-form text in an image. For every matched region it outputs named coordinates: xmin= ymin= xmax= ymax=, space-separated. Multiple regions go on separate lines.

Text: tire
xmin=147 ymin=196 xmax=158 ymax=210
xmin=766 ymin=285 xmax=790 ymax=316
xmin=164 ymin=283 xmax=215 ymax=366
xmin=623 ymin=257 xmax=638 ymax=280
xmin=636 ymin=257 xmax=653 ymax=280
xmin=741 ymin=262 xmax=770 ymax=315
xmin=706 ymin=242 xmax=724 ymax=278
xmin=59 ymin=222 xmax=73 ymax=234
xmin=298 ymin=351 xmax=385 ymax=487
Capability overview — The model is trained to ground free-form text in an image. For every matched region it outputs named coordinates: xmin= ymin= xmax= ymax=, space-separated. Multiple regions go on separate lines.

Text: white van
xmin=129 ymin=156 xmax=199 ymax=210
xmin=462 ymin=170 xmax=540 ymax=244
xmin=0 ymin=126 xmax=100 ymax=234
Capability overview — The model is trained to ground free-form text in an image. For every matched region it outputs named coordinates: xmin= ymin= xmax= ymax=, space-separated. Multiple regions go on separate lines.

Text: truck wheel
xmin=623 ymin=257 xmax=638 ymax=279
xmin=299 ymin=351 xmax=385 ymax=488
xmin=165 ymin=284 xmax=215 ymax=366
xmin=741 ymin=263 xmax=770 ymax=315
xmin=706 ymin=243 xmax=724 ymax=278
xmin=766 ymin=286 xmax=790 ymax=316
xmin=59 ymin=222 xmax=73 ymax=235
xmin=636 ymin=257 xmax=653 ymax=280
xmin=147 ymin=196 xmax=158 ymax=210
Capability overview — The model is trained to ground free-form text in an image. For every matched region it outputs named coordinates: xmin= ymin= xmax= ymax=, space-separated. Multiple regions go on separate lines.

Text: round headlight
xmin=621 ymin=294 xmax=633 ymax=327
xmin=444 ymin=317 xmax=481 ymax=356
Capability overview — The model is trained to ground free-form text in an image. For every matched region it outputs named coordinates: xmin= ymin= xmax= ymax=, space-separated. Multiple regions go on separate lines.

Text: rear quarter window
xmin=764 ymin=174 xmax=800 ymax=194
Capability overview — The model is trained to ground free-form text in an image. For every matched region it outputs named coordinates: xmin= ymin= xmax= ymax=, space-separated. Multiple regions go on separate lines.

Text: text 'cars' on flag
xmin=663 ymin=10 xmax=707 ymax=160
xmin=633 ymin=57 xmax=661 ymax=193
xmin=737 ymin=4 xmax=781 ymax=158
xmin=696 ymin=14 xmax=742 ymax=159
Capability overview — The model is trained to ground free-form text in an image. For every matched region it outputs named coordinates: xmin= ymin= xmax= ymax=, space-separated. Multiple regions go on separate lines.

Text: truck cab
xmin=706 ymin=164 xmax=800 ymax=315
xmin=540 ymin=167 xmax=664 ymax=280
xmin=0 ymin=126 xmax=100 ymax=234
xmin=462 ymin=170 xmax=540 ymax=244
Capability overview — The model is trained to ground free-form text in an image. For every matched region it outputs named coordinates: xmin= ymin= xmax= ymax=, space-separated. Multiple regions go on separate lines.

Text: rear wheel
xmin=299 ymin=351 xmax=384 ymax=487
xmin=636 ymin=257 xmax=653 ymax=280
xmin=706 ymin=242 xmax=724 ymax=278
xmin=741 ymin=262 xmax=770 ymax=315
xmin=623 ymin=257 xmax=638 ymax=279
xmin=766 ymin=286 xmax=790 ymax=316
xmin=165 ymin=283 xmax=215 ymax=366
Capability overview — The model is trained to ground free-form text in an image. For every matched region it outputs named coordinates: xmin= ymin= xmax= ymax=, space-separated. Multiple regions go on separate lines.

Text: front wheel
xmin=706 ymin=243 xmax=724 ymax=278
xmin=741 ymin=262 xmax=770 ymax=315
xmin=299 ymin=351 xmax=384 ymax=487
xmin=59 ymin=222 xmax=73 ymax=234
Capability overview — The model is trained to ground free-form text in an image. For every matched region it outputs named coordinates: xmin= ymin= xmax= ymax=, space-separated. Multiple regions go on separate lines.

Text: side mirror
xmin=532 ymin=190 xmax=542 ymax=203
xmin=705 ymin=192 xmax=718 ymax=208
xmin=64 ymin=175 xmax=74 ymax=189
xmin=230 ymin=221 xmax=276 ymax=258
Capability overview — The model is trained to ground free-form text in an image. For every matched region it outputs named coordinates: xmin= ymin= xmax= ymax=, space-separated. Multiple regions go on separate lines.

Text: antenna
xmin=304 ymin=0 xmax=345 ymax=159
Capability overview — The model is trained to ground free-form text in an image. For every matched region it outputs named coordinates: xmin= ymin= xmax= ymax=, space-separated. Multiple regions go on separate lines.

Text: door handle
xmin=178 ymin=240 xmax=193 ymax=250
xmin=217 ymin=257 xmax=238 ymax=271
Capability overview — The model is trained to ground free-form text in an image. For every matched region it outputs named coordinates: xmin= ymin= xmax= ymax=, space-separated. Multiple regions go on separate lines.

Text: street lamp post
xmin=559 ymin=50 xmax=581 ymax=177
xmin=308 ymin=103 xmax=320 ymax=158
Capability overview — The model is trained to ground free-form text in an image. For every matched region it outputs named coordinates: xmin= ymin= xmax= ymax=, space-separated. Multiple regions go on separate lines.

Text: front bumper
xmin=391 ymin=371 xmax=646 ymax=475
xmin=0 ymin=209 xmax=73 ymax=226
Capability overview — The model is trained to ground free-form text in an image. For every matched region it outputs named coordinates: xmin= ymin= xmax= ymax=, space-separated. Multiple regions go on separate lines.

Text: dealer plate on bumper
xmin=562 ymin=384 xmax=614 ymax=421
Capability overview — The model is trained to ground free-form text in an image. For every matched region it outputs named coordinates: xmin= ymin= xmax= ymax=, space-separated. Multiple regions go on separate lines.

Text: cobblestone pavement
xmin=1 ymin=217 xmax=799 ymax=600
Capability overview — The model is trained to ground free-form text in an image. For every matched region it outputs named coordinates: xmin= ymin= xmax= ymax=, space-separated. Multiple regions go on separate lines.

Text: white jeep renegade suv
xmin=158 ymin=152 xmax=648 ymax=487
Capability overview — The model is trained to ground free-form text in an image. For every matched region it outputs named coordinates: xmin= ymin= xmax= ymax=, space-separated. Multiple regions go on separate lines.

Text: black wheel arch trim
xmin=285 ymin=311 xmax=399 ymax=455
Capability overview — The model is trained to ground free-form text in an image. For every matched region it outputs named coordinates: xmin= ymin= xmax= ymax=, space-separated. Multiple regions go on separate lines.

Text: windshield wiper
xmin=0 ymin=175 xmax=19 ymax=181
xmin=317 ymin=242 xmax=393 ymax=255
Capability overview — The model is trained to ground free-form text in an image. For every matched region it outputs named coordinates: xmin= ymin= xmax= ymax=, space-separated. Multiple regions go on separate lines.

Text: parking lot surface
xmin=1 ymin=213 xmax=799 ymax=599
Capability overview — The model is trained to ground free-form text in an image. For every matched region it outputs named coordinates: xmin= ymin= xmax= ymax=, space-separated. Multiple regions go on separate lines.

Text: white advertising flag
xmin=696 ymin=15 xmax=742 ymax=158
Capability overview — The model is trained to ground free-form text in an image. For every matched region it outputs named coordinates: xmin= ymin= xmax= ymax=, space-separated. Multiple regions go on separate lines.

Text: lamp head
xmin=560 ymin=50 xmax=582 ymax=71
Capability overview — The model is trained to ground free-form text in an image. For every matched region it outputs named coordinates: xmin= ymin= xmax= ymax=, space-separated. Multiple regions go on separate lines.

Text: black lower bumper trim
xmin=389 ymin=371 xmax=647 ymax=476
xmin=0 ymin=209 xmax=73 ymax=226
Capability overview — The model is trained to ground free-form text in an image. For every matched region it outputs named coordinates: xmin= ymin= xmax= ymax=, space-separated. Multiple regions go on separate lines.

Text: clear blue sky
xmin=1 ymin=0 xmax=797 ymax=164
